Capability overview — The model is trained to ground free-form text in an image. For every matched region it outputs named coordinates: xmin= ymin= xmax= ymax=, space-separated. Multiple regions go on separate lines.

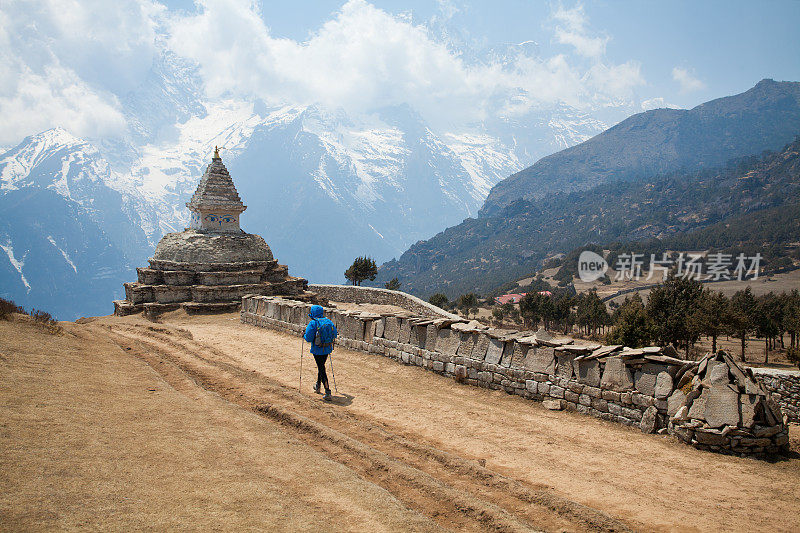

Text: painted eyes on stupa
xmin=204 ymin=214 xmax=236 ymax=225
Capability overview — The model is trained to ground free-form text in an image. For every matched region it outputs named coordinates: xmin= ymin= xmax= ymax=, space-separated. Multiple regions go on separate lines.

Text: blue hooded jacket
xmin=303 ymin=305 xmax=338 ymax=355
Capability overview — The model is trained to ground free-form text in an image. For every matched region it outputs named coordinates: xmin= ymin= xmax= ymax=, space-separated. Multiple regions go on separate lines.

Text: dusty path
xmin=0 ymin=318 xmax=439 ymax=531
xmin=3 ymin=312 xmax=800 ymax=531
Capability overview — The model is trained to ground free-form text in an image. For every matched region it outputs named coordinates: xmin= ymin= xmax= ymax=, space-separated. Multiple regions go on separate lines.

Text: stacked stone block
xmin=241 ymin=295 xmax=792 ymax=457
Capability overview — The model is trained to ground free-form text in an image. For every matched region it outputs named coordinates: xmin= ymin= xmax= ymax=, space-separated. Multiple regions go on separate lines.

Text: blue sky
xmin=250 ymin=0 xmax=800 ymax=110
xmin=2 ymin=0 xmax=799 ymax=145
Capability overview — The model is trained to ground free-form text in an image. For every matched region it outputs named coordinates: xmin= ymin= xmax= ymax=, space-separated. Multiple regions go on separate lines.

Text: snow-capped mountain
xmin=0 ymin=59 xmax=607 ymax=319
xmin=0 ymin=129 xmax=152 ymax=319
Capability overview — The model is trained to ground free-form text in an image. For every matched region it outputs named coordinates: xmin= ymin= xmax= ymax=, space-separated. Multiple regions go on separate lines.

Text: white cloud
xmin=551 ymin=4 xmax=608 ymax=58
xmin=0 ymin=0 xmax=163 ymax=145
xmin=672 ymin=67 xmax=706 ymax=93
xmin=0 ymin=0 xmax=646 ymax=144
xmin=641 ymin=97 xmax=681 ymax=111
xmin=168 ymin=0 xmax=643 ymax=127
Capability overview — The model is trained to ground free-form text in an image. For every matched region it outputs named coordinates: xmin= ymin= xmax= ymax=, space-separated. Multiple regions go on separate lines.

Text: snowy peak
xmin=0 ymin=128 xmax=111 ymax=200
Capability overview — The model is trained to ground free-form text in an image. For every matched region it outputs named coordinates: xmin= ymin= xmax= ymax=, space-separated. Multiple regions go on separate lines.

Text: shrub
xmin=28 ymin=308 xmax=62 ymax=334
xmin=0 ymin=297 xmax=24 ymax=320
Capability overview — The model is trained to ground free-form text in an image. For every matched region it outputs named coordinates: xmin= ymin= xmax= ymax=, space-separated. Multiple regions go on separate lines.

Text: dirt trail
xmin=3 ymin=312 xmax=800 ymax=531
xmin=137 ymin=311 xmax=800 ymax=533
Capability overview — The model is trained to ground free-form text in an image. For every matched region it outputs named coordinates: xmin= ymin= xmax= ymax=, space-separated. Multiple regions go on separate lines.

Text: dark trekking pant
xmin=313 ymin=353 xmax=330 ymax=391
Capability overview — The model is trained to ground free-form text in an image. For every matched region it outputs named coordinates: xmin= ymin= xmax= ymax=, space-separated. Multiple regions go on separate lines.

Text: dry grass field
xmin=2 ymin=311 xmax=800 ymax=532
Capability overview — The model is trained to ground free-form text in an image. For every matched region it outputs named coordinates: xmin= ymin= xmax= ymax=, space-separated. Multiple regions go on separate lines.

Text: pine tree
xmin=729 ymin=287 xmax=757 ymax=361
xmin=344 ymin=256 xmax=378 ymax=286
xmin=384 ymin=277 xmax=401 ymax=291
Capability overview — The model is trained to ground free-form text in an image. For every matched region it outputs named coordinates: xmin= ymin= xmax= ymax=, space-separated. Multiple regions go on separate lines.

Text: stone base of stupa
xmin=113 ymin=230 xmax=324 ymax=316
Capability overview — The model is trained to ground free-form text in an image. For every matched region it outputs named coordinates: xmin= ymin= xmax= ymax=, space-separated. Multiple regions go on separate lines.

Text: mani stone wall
xmin=308 ymin=284 xmax=459 ymax=320
xmin=752 ymin=368 xmax=800 ymax=423
xmin=241 ymin=295 xmax=791 ymax=457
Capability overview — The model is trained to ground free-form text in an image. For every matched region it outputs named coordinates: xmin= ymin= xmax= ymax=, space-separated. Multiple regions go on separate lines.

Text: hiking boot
xmin=313 ymin=382 xmax=321 ymax=394
xmin=323 ymin=390 xmax=332 ymax=401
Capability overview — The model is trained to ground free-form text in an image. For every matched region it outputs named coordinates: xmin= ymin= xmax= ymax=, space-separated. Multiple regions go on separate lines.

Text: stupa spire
xmin=186 ymin=149 xmax=246 ymax=232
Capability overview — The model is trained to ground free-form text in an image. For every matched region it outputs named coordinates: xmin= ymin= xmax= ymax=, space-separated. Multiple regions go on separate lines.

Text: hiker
xmin=303 ymin=305 xmax=338 ymax=401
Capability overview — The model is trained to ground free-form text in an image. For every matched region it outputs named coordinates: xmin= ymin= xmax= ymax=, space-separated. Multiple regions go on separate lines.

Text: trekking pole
xmin=328 ymin=353 xmax=338 ymax=394
xmin=299 ymin=338 xmax=304 ymax=392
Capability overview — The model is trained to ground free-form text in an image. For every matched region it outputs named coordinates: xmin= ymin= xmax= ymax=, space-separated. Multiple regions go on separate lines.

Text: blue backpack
xmin=313 ymin=318 xmax=336 ymax=350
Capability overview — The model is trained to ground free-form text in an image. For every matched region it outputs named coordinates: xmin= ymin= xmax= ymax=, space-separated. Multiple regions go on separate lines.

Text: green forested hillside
xmin=375 ymin=138 xmax=800 ymax=298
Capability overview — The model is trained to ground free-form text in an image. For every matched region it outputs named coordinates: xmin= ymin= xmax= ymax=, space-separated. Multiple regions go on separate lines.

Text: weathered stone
xmin=694 ymin=427 xmax=727 ymax=446
xmin=672 ymin=425 xmax=694 ymax=442
xmin=537 ymin=382 xmax=551 ymax=395
xmin=600 ymin=357 xmax=634 ymax=392
xmin=753 ymin=425 xmax=781 ymax=438
xmin=576 ymin=359 xmax=601 ymax=387
xmin=525 ymin=346 xmax=556 ymax=374
xmin=601 ymin=390 xmax=620 ymax=402
xmin=704 ymin=385 xmax=740 ymax=428
xmin=436 ymin=328 xmax=462 ymax=357
xmin=456 ymin=332 xmax=476 ymax=357
xmin=672 ymin=405 xmax=689 ymax=422
xmin=470 ymin=333 xmax=490 ymax=361
xmin=374 ymin=317 xmax=385 ymax=338
xmin=484 ymin=338 xmax=505 ymax=365
xmin=667 ymin=389 xmax=686 ymax=417
xmin=633 ymin=368 xmax=658 ymax=396
xmin=525 ymin=380 xmax=537 ymax=393
xmin=578 ymin=394 xmax=592 ymax=407
xmin=583 ymin=385 xmax=602 ymax=398
xmin=542 ymin=399 xmax=563 ymax=410
xmin=591 ymin=397 xmax=609 ymax=412
xmin=384 ymin=317 xmax=401 ymax=342
xmin=499 ymin=340 xmax=516 ymax=367
xmin=740 ymin=394 xmax=760 ymax=428
xmin=555 ymin=352 xmax=576 ymax=379
xmin=398 ymin=319 xmax=412 ymax=344
xmin=549 ymin=386 xmax=565 ymax=399
xmin=454 ymin=365 xmax=467 ymax=381
xmin=640 ymin=405 xmax=658 ymax=433
xmin=707 ymin=361 xmax=730 ymax=385
xmin=568 ymin=382 xmax=584 ymax=394
xmin=424 ymin=324 xmax=438 ymax=351
xmin=509 ymin=342 xmax=529 ymax=370
xmin=565 ymin=390 xmax=580 ymax=404
xmin=654 ymin=371 xmax=674 ymax=399
xmin=687 ymin=395 xmax=707 ymax=421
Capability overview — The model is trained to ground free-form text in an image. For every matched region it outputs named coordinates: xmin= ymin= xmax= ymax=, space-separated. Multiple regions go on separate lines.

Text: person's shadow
xmin=327 ymin=392 xmax=354 ymax=406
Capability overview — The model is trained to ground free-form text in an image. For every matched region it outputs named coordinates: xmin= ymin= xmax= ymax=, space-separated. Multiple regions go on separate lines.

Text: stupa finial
xmin=213 ymin=145 xmax=221 ymax=160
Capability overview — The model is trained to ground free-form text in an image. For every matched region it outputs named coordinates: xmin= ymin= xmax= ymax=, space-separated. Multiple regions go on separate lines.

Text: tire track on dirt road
xmin=98 ymin=322 xmax=632 ymax=533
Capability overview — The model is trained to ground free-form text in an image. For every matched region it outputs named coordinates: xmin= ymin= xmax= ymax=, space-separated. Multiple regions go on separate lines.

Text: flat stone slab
xmin=525 ymin=346 xmax=555 ymax=374
xmin=436 ymin=328 xmax=462 ymax=357
xmin=654 ymin=371 xmax=674 ymax=399
xmin=577 ymin=359 xmax=601 ymax=387
xmin=703 ymin=385 xmax=740 ymax=428
xmin=470 ymin=333 xmax=490 ymax=361
xmin=555 ymin=352 xmax=576 ymax=379
xmin=384 ymin=317 xmax=401 ymax=342
xmin=484 ymin=338 xmax=505 ymax=365
xmin=667 ymin=389 xmax=686 ymax=417
xmin=633 ymin=368 xmax=657 ymax=396
xmin=600 ymin=356 xmax=634 ymax=391
xmin=542 ymin=399 xmax=563 ymax=411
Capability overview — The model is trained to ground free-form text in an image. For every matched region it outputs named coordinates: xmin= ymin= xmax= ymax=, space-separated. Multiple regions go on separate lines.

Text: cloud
xmin=641 ymin=97 xmax=680 ymax=111
xmin=0 ymin=0 xmax=646 ymax=144
xmin=169 ymin=0 xmax=643 ymax=126
xmin=672 ymin=67 xmax=706 ymax=93
xmin=0 ymin=0 xmax=164 ymax=145
xmin=551 ymin=4 xmax=608 ymax=58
